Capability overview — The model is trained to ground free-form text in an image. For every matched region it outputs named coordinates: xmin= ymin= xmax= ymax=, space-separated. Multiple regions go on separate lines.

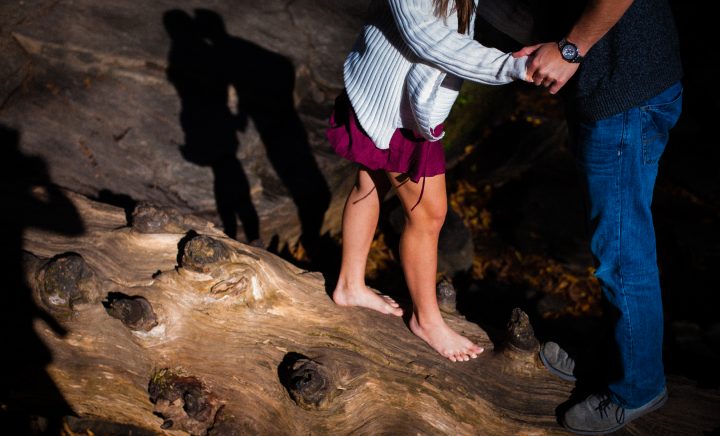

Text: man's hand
xmin=514 ymin=42 xmax=580 ymax=95
xmin=511 ymin=0 xmax=635 ymax=94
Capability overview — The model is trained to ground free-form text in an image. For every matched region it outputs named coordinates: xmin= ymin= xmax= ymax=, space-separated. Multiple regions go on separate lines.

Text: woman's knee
xmin=406 ymin=198 xmax=446 ymax=233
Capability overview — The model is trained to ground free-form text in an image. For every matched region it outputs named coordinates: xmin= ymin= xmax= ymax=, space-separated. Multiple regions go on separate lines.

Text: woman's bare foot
xmin=409 ymin=315 xmax=484 ymax=362
xmin=333 ymin=284 xmax=403 ymax=316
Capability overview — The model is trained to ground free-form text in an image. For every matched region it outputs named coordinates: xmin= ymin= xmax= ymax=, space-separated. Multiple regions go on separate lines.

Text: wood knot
xmin=131 ymin=202 xmax=184 ymax=233
xmin=104 ymin=292 xmax=158 ymax=331
xmin=37 ymin=253 xmax=95 ymax=313
xmin=505 ymin=308 xmax=540 ymax=354
xmin=132 ymin=202 xmax=221 ymax=235
xmin=181 ymin=234 xmax=232 ymax=273
xmin=436 ymin=278 xmax=457 ymax=313
xmin=278 ymin=352 xmax=334 ymax=410
xmin=148 ymin=368 xmax=221 ymax=435
xmin=132 ymin=202 xmax=173 ymax=233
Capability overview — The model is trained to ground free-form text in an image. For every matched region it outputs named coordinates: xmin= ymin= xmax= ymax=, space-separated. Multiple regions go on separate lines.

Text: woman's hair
xmin=432 ymin=0 xmax=474 ymax=34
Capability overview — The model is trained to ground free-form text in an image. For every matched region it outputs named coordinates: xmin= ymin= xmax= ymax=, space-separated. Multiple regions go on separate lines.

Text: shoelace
xmin=595 ymin=395 xmax=625 ymax=424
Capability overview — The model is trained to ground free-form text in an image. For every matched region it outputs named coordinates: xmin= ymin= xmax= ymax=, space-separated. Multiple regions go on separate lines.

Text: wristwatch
xmin=558 ymin=38 xmax=584 ymax=63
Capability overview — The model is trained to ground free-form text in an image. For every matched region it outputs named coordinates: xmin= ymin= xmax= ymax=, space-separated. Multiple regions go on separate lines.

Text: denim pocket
xmin=640 ymin=84 xmax=683 ymax=165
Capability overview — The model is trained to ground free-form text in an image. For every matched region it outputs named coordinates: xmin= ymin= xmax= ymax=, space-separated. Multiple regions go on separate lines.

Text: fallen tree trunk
xmin=9 ymin=189 xmax=720 ymax=435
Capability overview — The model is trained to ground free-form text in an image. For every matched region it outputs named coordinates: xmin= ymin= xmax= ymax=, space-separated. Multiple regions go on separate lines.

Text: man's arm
xmin=514 ymin=0 xmax=634 ymax=94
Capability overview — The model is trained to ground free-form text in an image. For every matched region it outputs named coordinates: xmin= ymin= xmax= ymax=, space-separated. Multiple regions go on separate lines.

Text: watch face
xmin=561 ymin=43 xmax=577 ymax=60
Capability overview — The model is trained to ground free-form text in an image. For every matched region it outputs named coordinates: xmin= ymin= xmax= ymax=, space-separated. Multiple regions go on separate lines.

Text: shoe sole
xmin=562 ymin=389 xmax=669 ymax=435
xmin=539 ymin=344 xmax=576 ymax=382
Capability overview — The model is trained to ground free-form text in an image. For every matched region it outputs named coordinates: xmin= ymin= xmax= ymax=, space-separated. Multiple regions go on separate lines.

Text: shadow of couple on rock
xmin=163 ymin=8 xmax=333 ymax=272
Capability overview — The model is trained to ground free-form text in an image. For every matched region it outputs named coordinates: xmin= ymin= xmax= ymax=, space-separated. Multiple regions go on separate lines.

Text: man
xmin=479 ymin=0 xmax=683 ymax=433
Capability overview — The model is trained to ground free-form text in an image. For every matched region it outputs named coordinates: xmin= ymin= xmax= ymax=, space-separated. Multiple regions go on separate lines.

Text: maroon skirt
xmin=326 ymin=92 xmax=445 ymax=183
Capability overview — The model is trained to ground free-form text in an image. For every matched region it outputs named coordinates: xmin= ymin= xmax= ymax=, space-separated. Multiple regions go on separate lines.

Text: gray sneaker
xmin=539 ymin=341 xmax=576 ymax=381
xmin=562 ymin=387 xmax=668 ymax=434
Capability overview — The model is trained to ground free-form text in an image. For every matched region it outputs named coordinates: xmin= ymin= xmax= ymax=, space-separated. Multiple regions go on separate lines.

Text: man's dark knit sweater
xmin=568 ymin=0 xmax=683 ymax=121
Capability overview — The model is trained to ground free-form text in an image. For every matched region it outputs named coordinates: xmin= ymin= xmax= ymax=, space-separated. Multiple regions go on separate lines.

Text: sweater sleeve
xmin=388 ymin=0 xmax=527 ymax=84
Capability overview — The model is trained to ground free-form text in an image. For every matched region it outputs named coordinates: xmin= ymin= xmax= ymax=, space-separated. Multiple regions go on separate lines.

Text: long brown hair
xmin=432 ymin=0 xmax=474 ymax=34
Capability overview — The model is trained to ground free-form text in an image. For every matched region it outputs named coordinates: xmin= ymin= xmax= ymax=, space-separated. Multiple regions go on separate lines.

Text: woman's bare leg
xmin=389 ymin=172 xmax=484 ymax=361
xmin=332 ymin=168 xmax=402 ymax=316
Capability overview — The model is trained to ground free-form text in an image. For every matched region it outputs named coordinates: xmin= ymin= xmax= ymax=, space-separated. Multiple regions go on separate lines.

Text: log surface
xmin=8 ymin=191 xmax=720 ymax=435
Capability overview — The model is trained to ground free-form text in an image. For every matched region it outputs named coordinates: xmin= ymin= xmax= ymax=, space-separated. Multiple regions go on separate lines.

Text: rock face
xmin=0 ymin=0 xmax=368 ymax=247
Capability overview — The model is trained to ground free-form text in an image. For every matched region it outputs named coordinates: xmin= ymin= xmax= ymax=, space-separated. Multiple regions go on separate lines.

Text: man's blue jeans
xmin=569 ymin=81 xmax=683 ymax=408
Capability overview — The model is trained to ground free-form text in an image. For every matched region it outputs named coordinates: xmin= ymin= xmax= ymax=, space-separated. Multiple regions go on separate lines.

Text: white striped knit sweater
xmin=344 ymin=0 xmax=528 ymax=149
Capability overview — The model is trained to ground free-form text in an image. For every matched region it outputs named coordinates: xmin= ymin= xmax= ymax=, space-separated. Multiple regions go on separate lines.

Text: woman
xmin=327 ymin=0 xmax=529 ymax=361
